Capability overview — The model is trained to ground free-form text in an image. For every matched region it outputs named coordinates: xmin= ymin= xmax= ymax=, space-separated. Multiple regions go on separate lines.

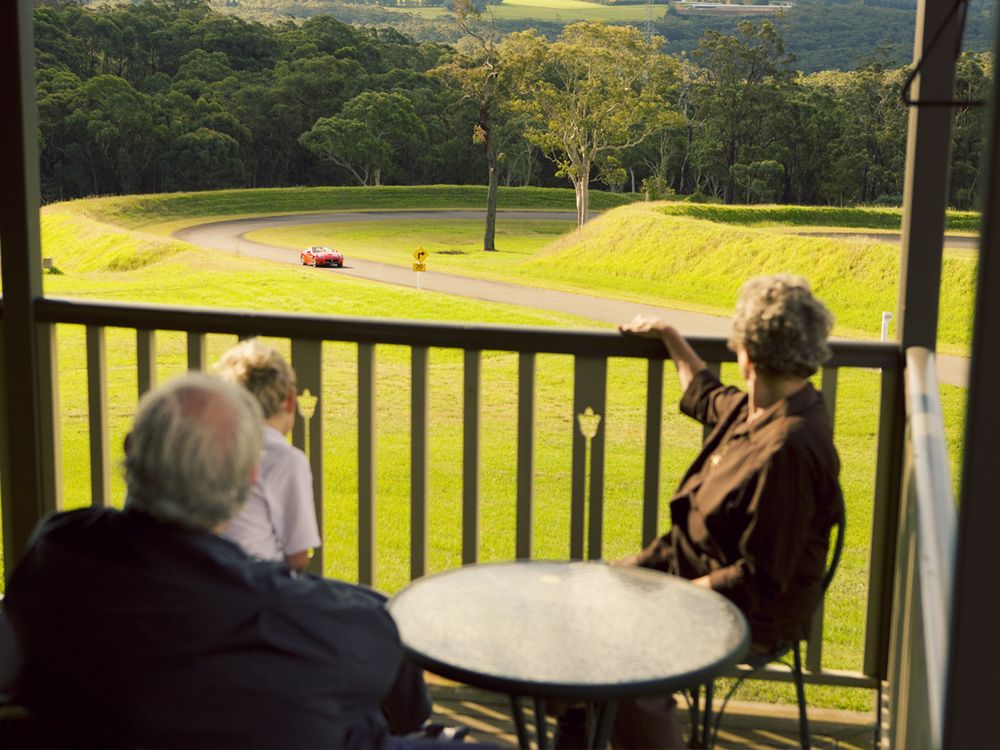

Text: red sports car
xmin=300 ymin=246 xmax=344 ymax=268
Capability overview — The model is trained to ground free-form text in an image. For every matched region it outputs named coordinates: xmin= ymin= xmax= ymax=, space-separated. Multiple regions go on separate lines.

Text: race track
xmin=175 ymin=209 xmax=970 ymax=386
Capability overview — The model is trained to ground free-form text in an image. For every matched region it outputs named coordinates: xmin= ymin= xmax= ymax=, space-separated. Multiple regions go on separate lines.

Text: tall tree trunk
xmin=574 ymin=165 xmax=591 ymax=227
xmin=483 ymin=126 xmax=498 ymax=251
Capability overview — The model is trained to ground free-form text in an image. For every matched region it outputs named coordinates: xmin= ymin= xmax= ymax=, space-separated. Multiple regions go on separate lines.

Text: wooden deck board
xmin=425 ymin=674 xmax=876 ymax=749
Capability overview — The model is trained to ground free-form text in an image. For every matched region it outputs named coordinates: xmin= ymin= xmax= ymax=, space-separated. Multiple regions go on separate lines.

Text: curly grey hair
xmin=125 ymin=373 xmax=263 ymax=530
xmin=728 ymin=274 xmax=834 ymax=378
xmin=214 ymin=338 xmax=296 ymax=419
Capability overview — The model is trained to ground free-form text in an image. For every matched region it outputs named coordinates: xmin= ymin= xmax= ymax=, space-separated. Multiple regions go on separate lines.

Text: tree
xmin=731 ymin=159 xmax=784 ymax=203
xmin=65 ymin=74 xmax=156 ymax=195
xmin=160 ymin=127 xmax=244 ymax=191
xmin=825 ymin=60 xmax=907 ymax=204
xmin=37 ymin=66 xmax=84 ymax=201
xmin=432 ymin=0 xmax=504 ymax=250
xmin=949 ymin=52 xmax=991 ymax=209
xmin=299 ymin=91 xmax=427 ymax=186
xmin=502 ymin=23 xmax=677 ymax=226
xmin=692 ymin=20 xmax=794 ymax=203
xmin=772 ymin=79 xmax=843 ymax=204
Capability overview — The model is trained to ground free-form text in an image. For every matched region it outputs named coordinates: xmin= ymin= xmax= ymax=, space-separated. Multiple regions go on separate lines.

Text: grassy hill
xmin=63 ymin=185 xmax=637 ymax=229
xmin=526 ymin=202 xmax=977 ymax=349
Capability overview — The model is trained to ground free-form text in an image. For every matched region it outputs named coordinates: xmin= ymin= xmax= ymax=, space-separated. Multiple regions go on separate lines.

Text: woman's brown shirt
xmin=635 ymin=369 xmax=844 ymax=648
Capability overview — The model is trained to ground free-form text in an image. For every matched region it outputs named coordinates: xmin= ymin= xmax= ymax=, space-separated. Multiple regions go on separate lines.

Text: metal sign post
xmin=413 ymin=247 xmax=429 ymax=290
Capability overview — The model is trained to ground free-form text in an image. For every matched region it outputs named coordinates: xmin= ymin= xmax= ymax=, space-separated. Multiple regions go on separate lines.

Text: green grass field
xmin=0 ymin=186 xmax=973 ymax=712
xmin=377 ymin=0 xmax=672 ymax=23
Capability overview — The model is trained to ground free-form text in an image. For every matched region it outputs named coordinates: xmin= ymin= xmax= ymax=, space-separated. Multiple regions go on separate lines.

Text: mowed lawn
xmin=0 ymin=187 xmax=973 ymax=712
xmin=246 ymin=217 xmax=574 ymax=272
xmin=374 ymin=0 xmax=672 ymax=23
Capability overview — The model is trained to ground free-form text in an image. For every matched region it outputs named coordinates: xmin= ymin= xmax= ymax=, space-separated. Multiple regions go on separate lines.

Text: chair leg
xmin=792 ymin=643 xmax=810 ymax=749
xmin=534 ymin=697 xmax=550 ymax=750
xmin=591 ymin=700 xmax=618 ymax=749
xmin=687 ymin=685 xmax=702 ymax=748
xmin=509 ymin=695 xmax=531 ymax=750
xmin=702 ymin=681 xmax=715 ymax=749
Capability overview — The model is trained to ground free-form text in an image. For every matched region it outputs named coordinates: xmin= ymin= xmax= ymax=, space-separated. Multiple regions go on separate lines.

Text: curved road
xmin=175 ymin=209 xmax=969 ymax=387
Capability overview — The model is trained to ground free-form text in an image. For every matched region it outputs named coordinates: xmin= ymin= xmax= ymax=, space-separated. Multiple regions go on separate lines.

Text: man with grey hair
xmin=2 ymin=374 xmax=438 ymax=749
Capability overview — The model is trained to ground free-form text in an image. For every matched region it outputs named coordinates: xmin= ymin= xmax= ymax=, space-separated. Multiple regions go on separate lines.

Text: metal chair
xmin=688 ymin=513 xmax=846 ymax=749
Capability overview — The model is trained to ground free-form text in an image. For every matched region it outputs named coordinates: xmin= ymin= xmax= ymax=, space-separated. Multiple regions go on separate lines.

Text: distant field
xmin=378 ymin=0 xmax=671 ymax=22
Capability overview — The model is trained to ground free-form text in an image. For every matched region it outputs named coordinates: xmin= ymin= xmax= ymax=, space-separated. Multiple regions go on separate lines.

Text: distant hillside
xmin=204 ymin=0 xmax=995 ymax=72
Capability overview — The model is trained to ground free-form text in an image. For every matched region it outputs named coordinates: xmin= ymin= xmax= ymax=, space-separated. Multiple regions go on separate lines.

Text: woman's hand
xmin=617 ymin=314 xmax=675 ymax=339
xmin=619 ymin=314 xmax=706 ymax=392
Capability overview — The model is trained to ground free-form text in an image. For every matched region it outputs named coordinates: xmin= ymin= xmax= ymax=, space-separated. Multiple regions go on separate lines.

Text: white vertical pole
xmin=881 ymin=312 xmax=894 ymax=342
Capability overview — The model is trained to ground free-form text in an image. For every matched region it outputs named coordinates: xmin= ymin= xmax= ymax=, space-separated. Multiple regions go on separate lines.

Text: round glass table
xmin=388 ymin=560 xmax=749 ymax=749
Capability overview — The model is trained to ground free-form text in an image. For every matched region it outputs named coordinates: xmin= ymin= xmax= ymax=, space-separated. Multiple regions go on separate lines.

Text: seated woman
xmin=599 ymin=274 xmax=845 ymax=750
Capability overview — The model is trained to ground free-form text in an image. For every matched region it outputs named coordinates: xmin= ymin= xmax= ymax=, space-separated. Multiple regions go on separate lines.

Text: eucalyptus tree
xmin=65 ymin=75 xmax=157 ymax=196
xmin=501 ymin=22 xmax=677 ymax=226
xmin=949 ymin=52 xmax=991 ymax=209
xmin=772 ymin=79 xmax=843 ymax=204
xmin=432 ymin=0 xmax=504 ymax=250
xmin=299 ymin=91 xmax=427 ymax=186
xmin=691 ymin=20 xmax=794 ymax=203
xmin=821 ymin=60 xmax=907 ymax=204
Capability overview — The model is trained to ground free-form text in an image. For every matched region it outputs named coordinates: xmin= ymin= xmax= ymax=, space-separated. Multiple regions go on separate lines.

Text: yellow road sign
xmin=413 ymin=248 xmax=429 ymax=262
xmin=412 ymin=262 xmax=426 ymax=272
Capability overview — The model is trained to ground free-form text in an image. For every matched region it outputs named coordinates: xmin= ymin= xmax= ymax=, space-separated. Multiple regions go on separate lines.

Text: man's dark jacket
xmin=3 ymin=506 xmax=417 ymax=749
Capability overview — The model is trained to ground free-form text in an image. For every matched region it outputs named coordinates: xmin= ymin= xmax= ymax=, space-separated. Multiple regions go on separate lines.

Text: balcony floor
xmin=426 ymin=674 xmax=876 ymax=748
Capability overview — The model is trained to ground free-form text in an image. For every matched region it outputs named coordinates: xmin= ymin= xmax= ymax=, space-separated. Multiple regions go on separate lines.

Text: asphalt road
xmin=807 ymin=230 xmax=980 ymax=250
xmin=174 ymin=209 xmax=970 ymax=387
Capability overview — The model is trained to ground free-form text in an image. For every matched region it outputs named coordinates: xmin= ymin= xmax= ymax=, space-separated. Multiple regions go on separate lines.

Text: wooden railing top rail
xmin=0 ymin=297 xmax=902 ymax=369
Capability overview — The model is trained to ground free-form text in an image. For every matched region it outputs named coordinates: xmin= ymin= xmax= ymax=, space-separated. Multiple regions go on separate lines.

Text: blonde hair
xmin=728 ymin=274 xmax=834 ymax=378
xmin=214 ymin=338 xmax=296 ymax=419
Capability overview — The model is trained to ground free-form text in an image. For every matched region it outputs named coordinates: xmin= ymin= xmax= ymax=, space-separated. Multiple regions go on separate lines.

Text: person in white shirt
xmin=215 ymin=339 xmax=320 ymax=571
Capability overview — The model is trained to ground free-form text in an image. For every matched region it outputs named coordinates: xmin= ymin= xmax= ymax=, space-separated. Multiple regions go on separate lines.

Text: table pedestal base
xmin=510 ymin=696 xmax=618 ymax=750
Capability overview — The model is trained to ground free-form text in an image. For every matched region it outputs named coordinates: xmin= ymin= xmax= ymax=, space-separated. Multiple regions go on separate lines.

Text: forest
xmin=35 ymin=0 xmax=991 ymax=208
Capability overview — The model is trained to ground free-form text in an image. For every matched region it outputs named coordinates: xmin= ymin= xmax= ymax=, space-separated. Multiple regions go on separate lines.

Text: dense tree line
xmin=35 ymin=0 xmax=495 ymax=199
xmin=36 ymin=1 xmax=990 ymax=209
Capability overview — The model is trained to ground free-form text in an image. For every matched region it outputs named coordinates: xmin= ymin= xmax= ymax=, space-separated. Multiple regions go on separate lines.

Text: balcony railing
xmin=881 ymin=348 xmax=958 ymax=749
xmin=0 ymin=295 xmax=907 ymax=697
